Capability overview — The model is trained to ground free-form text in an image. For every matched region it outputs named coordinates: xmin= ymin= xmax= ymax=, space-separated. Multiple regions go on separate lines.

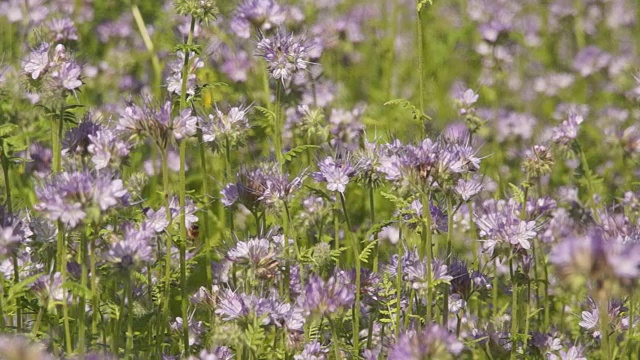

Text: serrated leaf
xmin=0 ymin=123 xmax=18 ymax=138
xmin=7 ymin=273 xmax=44 ymax=302
xmin=508 ymin=183 xmax=525 ymax=204
xmin=283 ymin=144 xmax=320 ymax=162
xmin=359 ymin=240 xmax=377 ymax=264
xmin=380 ymin=191 xmax=410 ymax=208
xmin=255 ymin=106 xmax=275 ymax=121
xmin=383 ymin=98 xmax=431 ymax=123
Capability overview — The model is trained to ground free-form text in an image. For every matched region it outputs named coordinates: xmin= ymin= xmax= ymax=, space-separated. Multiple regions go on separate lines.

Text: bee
xmin=187 ymin=224 xmax=200 ymax=240
xmin=256 ymin=259 xmax=280 ymax=280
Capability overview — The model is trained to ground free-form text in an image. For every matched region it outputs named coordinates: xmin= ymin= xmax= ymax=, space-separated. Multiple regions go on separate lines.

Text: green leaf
xmin=0 ymin=123 xmax=18 ymax=138
xmin=508 ymin=183 xmax=525 ymax=204
xmin=6 ymin=273 xmax=44 ymax=302
xmin=380 ymin=191 xmax=411 ymax=209
xmin=283 ymin=144 xmax=320 ymax=162
xmin=383 ymin=98 xmax=431 ymax=123
xmin=359 ymin=240 xmax=377 ymax=264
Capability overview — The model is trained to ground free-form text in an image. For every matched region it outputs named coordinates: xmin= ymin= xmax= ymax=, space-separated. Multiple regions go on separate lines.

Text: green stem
xmin=78 ymin=228 xmax=89 ymax=356
xmin=125 ymin=272 xmax=134 ymax=359
xmin=420 ymin=191 xmax=433 ymax=323
xmin=443 ymin=196 xmax=454 ymax=327
xmin=510 ymin=258 xmax=518 ymax=360
xmin=131 ymin=2 xmax=163 ymax=97
xmin=599 ymin=294 xmax=610 ymax=358
xmin=340 ymin=192 xmax=360 ymax=354
xmin=416 ymin=1 xmax=427 ymax=137
xmin=160 ymin=149 xmax=173 ymax=355
xmin=0 ymin=276 xmax=5 ymax=331
xmin=328 ymin=316 xmax=341 ymax=360
xmin=274 ymin=82 xmax=283 ymax=167
xmin=178 ymin=15 xmax=196 ymax=356
xmin=90 ymin=225 xmax=99 ymax=345
xmin=197 ymin=130 xmax=212 ymax=286
xmin=52 ymin=109 xmax=63 ymax=173
xmin=395 ymin=226 xmax=403 ymax=338
xmin=369 ymin=188 xmax=378 ymax=273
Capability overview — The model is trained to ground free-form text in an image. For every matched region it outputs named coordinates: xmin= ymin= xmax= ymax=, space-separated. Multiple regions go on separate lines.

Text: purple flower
xmin=226 ymin=237 xmax=276 ymax=266
xmin=388 ymin=324 xmax=464 ymax=359
xmin=106 ymin=223 xmax=154 ymax=270
xmin=201 ymin=105 xmax=250 ymax=147
xmin=294 ymin=341 xmax=328 ymax=360
xmin=170 ymin=317 xmax=205 ymax=346
xmin=0 ymin=335 xmax=54 ymax=360
xmin=550 ymin=228 xmax=640 ymax=286
xmin=22 ymin=42 xmax=50 ymax=80
xmin=474 ymin=198 xmax=537 ymax=253
xmin=220 ymin=50 xmax=251 ymax=83
xmin=56 ymin=61 xmax=83 ymax=90
xmin=312 ymin=156 xmax=355 ymax=193
xmin=454 ymin=176 xmax=484 ymax=201
xmin=88 ymin=128 xmax=131 ymax=170
xmin=222 ymin=163 xmax=303 ymax=208
xmin=230 ymin=0 xmax=285 ymax=39
xmin=166 ymin=50 xmax=203 ymax=97
xmin=172 ymin=108 xmax=198 ymax=140
xmin=0 ymin=206 xmax=30 ymax=259
xmin=328 ymin=107 xmax=365 ymax=152
xmin=300 ymin=272 xmax=355 ymax=316
xmin=573 ymin=46 xmax=611 ymax=77
xmin=63 ymin=119 xmax=100 ymax=156
xmin=256 ymin=30 xmax=312 ymax=84
xmin=35 ymin=171 xmax=129 ymax=228
xmin=48 ymin=17 xmax=78 ymax=42
xmin=551 ymin=113 xmax=583 ymax=145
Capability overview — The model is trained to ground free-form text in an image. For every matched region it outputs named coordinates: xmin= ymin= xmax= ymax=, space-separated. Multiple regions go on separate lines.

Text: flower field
xmin=1 ymin=0 xmax=640 ymax=359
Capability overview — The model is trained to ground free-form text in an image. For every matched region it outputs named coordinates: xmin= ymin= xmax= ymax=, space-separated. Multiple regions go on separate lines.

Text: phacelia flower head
xmin=474 ymin=198 xmax=538 ymax=254
xmin=312 ymin=156 xmax=355 ymax=193
xmin=230 ymin=0 xmax=286 ymax=39
xmin=300 ymin=272 xmax=355 ymax=317
xmin=388 ymin=324 xmax=464 ymax=359
xmin=0 ymin=206 xmax=30 ymax=259
xmin=88 ymin=127 xmax=131 ymax=170
xmin=551 ymin=113 xmax=583 ymax=145
xmin=106 ymin=223 xmax=154 ymax=271
xmin=256 ymin=30 xmax=312 ymax=85
xmin=222 ymin=163 xmax=304 ymax=209
xmin=117 ymin=99 xmax=199 ymax=149
xmin=35 ymin=171 xmax=129 ymax=228
xmin=201 ymin=105 xmax=251 ymax=150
